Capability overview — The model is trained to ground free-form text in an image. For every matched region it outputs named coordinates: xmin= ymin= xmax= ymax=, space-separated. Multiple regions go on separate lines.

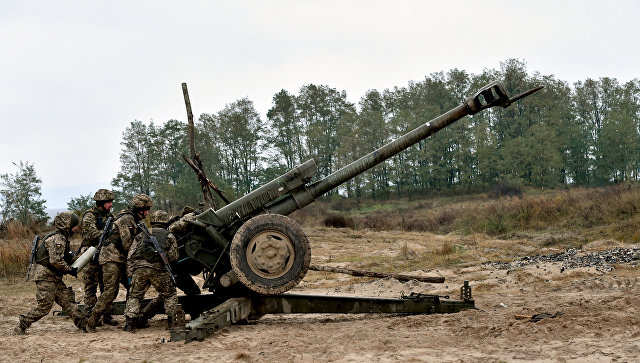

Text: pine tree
xmin=0 ymin=161 xmax=48 ymax=224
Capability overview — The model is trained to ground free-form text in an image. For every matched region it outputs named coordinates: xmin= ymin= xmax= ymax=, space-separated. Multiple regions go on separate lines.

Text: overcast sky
xmin=1 ymin=1 xmax=638 ymax=209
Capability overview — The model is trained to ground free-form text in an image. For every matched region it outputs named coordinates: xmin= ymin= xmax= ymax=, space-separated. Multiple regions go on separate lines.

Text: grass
xmin=2 ymin=183 xmax=640 ymax=279
xmin=297 ymin=183 xmax=640 ymax=248
xmin=0 ymin=238 xmax=31 ymax=278
xmin=0 ymin=233 xmax=82 ymax=278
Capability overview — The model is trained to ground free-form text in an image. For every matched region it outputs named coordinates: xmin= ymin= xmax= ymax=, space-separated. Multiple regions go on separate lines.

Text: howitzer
xmin=177 ymin=81 xmax=543 ymax=295
xmin=137 ymin=222 xmax=177 ymax=285
xmin=25 ymin=235 xmax=39 ymax=282
xmin=71 ymin=216 xmax=113 ymax=272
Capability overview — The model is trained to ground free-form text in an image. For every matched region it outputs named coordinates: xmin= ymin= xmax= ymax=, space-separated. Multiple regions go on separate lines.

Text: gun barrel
xmin=194 ymin=82 xmax=543 ymax=230
xmin=262 ymin=82 xmax=543 ymax=216
xmin=309 ymin=103 xmax=467 ymax=198
xmin=309 ymin=82 xmax=542 ymax=197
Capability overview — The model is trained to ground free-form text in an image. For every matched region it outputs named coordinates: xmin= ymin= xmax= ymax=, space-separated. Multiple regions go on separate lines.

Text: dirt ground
xmin=1 ymin=228 xmax=639 ymax=362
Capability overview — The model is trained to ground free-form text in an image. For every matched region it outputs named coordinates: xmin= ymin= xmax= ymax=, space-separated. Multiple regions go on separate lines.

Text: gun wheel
xmin=230 ymin=214 xmax=311 ymax=295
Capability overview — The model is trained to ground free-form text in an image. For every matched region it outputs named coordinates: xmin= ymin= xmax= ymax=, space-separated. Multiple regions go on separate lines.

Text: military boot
xmin=166 ymin=315 xmax=173 ymax=330
xmin=123 ymin=317 xmax=135 ymax=332
xmin=14 ymin=316 xmax=29 ymax=335
xmin=103 ymin=314 xmax=118 ymax=326
xmin=136 ymin=313 xmax=152 ymax=329
xmin=85 ymin=315 xmax=97 ymax=333
xmin=74 ymin=316 xmax=88 ymax=332
xmin=13 ymin=324 xmax=27 ymax=335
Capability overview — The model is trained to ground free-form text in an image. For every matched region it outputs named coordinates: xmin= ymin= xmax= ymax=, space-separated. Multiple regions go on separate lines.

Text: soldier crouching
xmin=124 ymin=210 xmax=179 ymax=331
xmin=14 ymin=212 xmax=86 ymax=334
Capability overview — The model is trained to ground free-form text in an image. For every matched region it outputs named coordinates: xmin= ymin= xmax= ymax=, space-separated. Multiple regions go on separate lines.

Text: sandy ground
xmin=1 ymin=228 xmax=639 ymax=362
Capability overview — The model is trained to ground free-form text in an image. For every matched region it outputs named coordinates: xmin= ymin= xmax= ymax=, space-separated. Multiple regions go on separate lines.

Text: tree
xmin=112 ymin=120 xmax=154 ymax=199
xmin=67 ymin=193 xmax=93 ymax=214
xmin=296 ymin=84 xmax=355 ymax=180
xmin=267 ymin=89 xmax=304 ymax=170
xmin=0 ymin=161 xmax=48 ymax=224
xmin=200 ymin=98 xmax=265 ymax=196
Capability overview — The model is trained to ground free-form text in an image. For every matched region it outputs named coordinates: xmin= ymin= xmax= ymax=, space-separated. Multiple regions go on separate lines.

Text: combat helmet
xmin=151 ymin=210 xmax=171 ymax=225
xmin=94 ymin=188 xmax=114 ymax=202
xmin=53 ymin=211 xmax=80 ymax=235
xmin=181 ymin=206 xmax=195 ymax=216
xmin=130 ymin=194 xmax=153 ymax=211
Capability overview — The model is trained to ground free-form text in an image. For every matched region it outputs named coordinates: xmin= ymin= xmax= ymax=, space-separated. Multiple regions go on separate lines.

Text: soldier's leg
xmin=87 ymin=262 xmax=122 ymax=331
xmin=15 ymin=280 xmax=57 ymax=334
xmin=150 ymin=272 xmax=179 ymax=329
xmin=138 ymin=295 xmax=164 ymax=327
xmin=82 ymin=262 xmax=100 ymax=310
xmin=123 ymin=268 xmax=151 ymax=331
xmin=98 ymin=264 xmax=105 ymax=293
xmin=175 ymin=272 xmax=200 ymax=296
xmin=54 ymin=281 xmax=87 ymax=329
xmin=174 ymin=272 xmax=201 ymax=319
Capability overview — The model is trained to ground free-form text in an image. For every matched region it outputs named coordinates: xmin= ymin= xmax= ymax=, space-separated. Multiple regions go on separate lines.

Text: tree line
xmin=2 ymin=58 xmax=639 ymax=225
xmin=107 ymin=59 xmax=640 ymax=211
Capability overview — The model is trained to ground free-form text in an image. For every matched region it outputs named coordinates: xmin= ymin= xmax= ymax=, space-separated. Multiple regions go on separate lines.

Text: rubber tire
xmin=230 ymin=214 xmax=311 ymax=295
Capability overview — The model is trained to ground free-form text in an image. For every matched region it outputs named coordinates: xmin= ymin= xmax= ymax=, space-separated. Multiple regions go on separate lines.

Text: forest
xmin=69 ymin=58 xmax=640 ymax=213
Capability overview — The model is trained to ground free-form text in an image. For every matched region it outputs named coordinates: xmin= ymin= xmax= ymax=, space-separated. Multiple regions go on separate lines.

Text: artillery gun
xmin=69 ymin=81 xmax=542 ymax=342
xmin=177 ymin=81 xmax=543 ymax=297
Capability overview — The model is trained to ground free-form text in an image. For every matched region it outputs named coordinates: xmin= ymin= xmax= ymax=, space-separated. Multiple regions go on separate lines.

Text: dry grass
xmin=0 ymin=232 xmax=81 ymax=278
xmin=0 ymin=238 xmax=31 ymax=278
xmin=298 ymin=183 xmax=640 ymax=248
xmin=0 ymin=219 xmax=40 ymax=239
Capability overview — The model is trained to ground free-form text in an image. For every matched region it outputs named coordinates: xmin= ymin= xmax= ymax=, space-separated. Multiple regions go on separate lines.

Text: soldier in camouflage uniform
xmin=14 ymin=212 xmax=86 ymax=334
xmin=123 ymin=210 xmax=179 ymax=332
xmin=135 ymin=206 xmax=203 ymax=325
xmin=80 ymin=188 xmax=117 ymax=326
xmin=86 ymin=194 xmax=152 ymax=332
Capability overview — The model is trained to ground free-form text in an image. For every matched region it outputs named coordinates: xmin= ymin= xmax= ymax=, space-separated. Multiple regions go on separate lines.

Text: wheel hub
xmin=246 ymin=230 xmax=294 ymax=278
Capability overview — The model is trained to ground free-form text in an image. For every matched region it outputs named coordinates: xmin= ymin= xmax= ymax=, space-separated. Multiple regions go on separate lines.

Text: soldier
xmin=85 ymin=193 xmax=152 ymax=332
xmin=124 ymin=210 xmax=179 ymax=331
xmin=80 ymin=188 xmax=117 ymax=326
xmin=169 ymin=206 xmax=202 ymax=297
xmin=136 ymin=206 xmax=202 ymax=325
xmin=14 ymin=212 xmax=86 ymax=334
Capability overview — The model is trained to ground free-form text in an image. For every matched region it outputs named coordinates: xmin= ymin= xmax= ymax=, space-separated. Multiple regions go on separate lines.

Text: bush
xmin=0 ymin=239 xmax=30 ymax=277
xmin=0 ymin=218 xmax=41 ymax=239
xmin=489 ymin=181 xmax=522 ymax=199
xmin=323 ymin=213 xmax=356 ymax=229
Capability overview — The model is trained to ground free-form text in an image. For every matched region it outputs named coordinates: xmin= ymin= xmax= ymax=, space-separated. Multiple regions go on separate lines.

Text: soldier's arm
xmin=166 ymin=233 xmax=179 ymax=263
xmin=81 ymin=212 xmax=101 ymax=245
xmin=119 ymin=215 xmax=136 ymax=252
xmin=127 ymin=234 xmax=143 ymax=260
xmin=169 ymin=212 xmax=195 ymax=234
xmin=46 ymin=235 xmax=72 ymax=273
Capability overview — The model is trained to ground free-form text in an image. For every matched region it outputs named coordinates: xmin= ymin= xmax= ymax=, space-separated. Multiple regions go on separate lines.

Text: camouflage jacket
xmin=127 ymin=226 xmax=178 ymax=276
xmin=168 ymin=212 xmax=195 ymax=235
xmin=98 ymin=210 xmax=139 ymax=265
xmin=33 ymin=232 xmax=73 ymax=282
xmin=80 ymin=206 xmax=114 ymax=249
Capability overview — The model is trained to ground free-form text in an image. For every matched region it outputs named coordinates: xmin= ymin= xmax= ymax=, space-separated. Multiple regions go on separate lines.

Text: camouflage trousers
xmin=18 ymin=280 xmax=86 ymax=330
xmin=82 ymin=260 xmax=104 ymax=309
xmin=89 ymin=262 xmax=128 ymax=321
xmin=124 ymin=267 xmax=178 ymax=319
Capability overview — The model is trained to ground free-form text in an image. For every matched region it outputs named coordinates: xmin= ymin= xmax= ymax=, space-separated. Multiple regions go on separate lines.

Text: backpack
xmin=35 ymin=231 xmax=66 ymax=271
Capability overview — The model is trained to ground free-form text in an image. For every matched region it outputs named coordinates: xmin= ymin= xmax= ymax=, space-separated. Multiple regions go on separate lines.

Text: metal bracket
xmin=460 ymin=280 xmax=472 ymax=301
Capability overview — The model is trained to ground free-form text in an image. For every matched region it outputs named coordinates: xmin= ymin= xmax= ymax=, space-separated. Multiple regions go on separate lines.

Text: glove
xmin=69 ymin=267 xmax=78 ymax=278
